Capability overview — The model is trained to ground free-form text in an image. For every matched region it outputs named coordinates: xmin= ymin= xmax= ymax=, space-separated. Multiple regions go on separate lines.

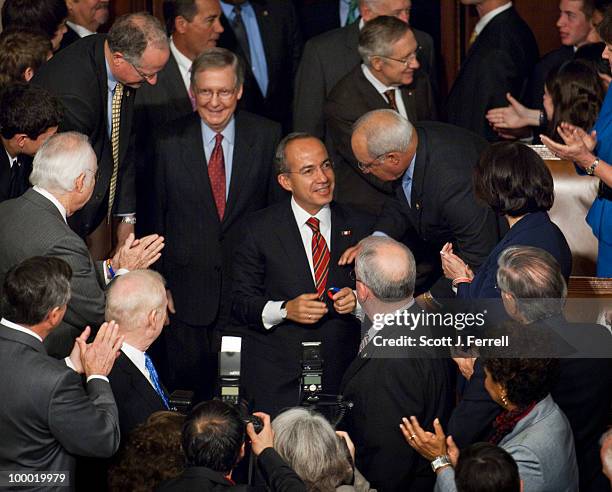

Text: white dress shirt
xmin=201 ymin=118 xmax=236 ymax=198
xmin=261 ymin=199 xmax=332 ymax=329
xmin=169 ymin=37 xmax=192 ymax=95
xmin=121 ymin=342 xmax=155 ymax=388
xmin=66 ymin=20 xmax=96 ymax=38
xmin=361 ymin=65 xmax=408 ymax=119
xmin=474 ymin=2 xmax=512 ymax=35
xmin=33 ymin=186 xmax=67 ymax=223
xmin=5 ymin=150 xmax=18 ymax=168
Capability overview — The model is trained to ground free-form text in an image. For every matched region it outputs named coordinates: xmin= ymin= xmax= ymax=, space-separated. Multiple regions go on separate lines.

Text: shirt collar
xmin=290 ymin=197 xmax=331 ymax=229
xmin=404 ymin=152 xmax=416 ymax=183
xmin=1 ymin=318 xmax=43 ymax=343
xmin=475 ymin=2 xmax=512 ymax=34
xmin=32 ymin=186 xmax=68 ymax=223
xmin=359 ymin=18 xmax=365 ymax=30
xmin=221 ymin=0 xmax=252 ymax=17
xmin=105 ymin=58 xmax=118 ymax=93
xmin=66 ymin=20 xmax=96 ymax=37
xmin=121 ymin=341 xmax=146 ymax=367
xmin=201 ymin=117 xmax=236 ymax=146
xmin=169 ymin=37 xmax=193 ymax=76
xmin=361 ymin=64 xmax=398 ymax=92
xmin=5 ymin=149 xmax=18 ymax=168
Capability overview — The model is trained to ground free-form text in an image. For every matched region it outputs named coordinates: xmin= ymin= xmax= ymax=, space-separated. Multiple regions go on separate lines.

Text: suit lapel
xmin=180 ymin=115 xmax=219 ymax=223
xmin=408 ymin=127 xmax=427 ymax=231
xmin=224 ymin=113 xmax=254 ymax=225
xmin=274 ymin=201 xmax=316 ymax=293
xmin=118 ymin=353 xmax=165 ymax=411
xmin=163 ymin=54 xmax=193 ymax=116
xmin=399 ymin=87 xmax=418 ymax=122
xmin=328 ymin=203 xmax=355 ymax=284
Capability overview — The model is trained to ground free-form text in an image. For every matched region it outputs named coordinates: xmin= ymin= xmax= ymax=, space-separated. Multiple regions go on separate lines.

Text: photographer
xmin=156 ymin=400 xmax=306 ymax=491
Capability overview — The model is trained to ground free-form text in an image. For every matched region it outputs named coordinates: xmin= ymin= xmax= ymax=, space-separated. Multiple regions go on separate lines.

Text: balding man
xmin=349 ymin=109 xmax=500 ymax=296
xmin=294 ymin=0 xmax=435 ymax=139
xmin=33 ymin=13 xmax=170 ymax=246
xmin=340 ymin=236 xmax=452 ymax=491
xmin=106 ymin=270 xmax=170 ymax=436
xmin=0 ymin=132 xmax=163 ymax=358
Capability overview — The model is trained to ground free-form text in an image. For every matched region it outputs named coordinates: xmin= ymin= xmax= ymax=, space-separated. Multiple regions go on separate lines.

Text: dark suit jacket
xmin=32 ymin=34 xmax=137 ymax=237
xmin=294 ymin=20 xmax=436 ymax=138
xmin=133 ymin=52 xmax=193 ymax=235
xmin=293 ymin=0 xmax=340 ymax=40
xmin=448 ymin=316 xmax=612 ymax=492
xmin=153 ymin=111 xmax=282 ymax=327
xmin=58 ymin=25 xmax=81 ymax=51
xmin=0 ymin=146 xmax=32 ymax=203
xmin=108 ymin=351 xmax=167 ymax=437
xmin=457 ymin=211 xmax=572 ymax=299
xmin=231 ymin=200 xmax=374 ymax=415
xmin=218 ymin=0 xmax=303 ymax=129
xmin=339 ymin=309 xmax=454 ymax=491
xmin=375 ymin=122 xmax=501 ymax=294
xmin=525 ymin=45 xmax=574 ymax=109
xmin=0 ymin=324 xmax=120 ymax=491
xmin=0 ymin=189 xmax=106 ymax=357
xmin=324 ymin=64 xmax=436 ymax=215
xmin=446 ymin=7 xmax=538 ymax=141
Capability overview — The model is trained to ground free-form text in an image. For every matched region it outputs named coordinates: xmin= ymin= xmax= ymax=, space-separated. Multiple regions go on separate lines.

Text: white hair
xmin=353 ymin=109 xmax=413 ymax=158
xmin=29 ymin=132 xmax=97 ymax=193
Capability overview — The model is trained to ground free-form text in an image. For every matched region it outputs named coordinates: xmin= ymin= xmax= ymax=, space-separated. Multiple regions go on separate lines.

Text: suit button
xmin=415 ymin=202 xmax=420 ymax=210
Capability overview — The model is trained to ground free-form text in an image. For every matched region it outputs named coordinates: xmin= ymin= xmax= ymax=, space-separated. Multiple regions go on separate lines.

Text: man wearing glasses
xmin=325 ymin=15 xmax=436 ymax=215
xmin=231 ymin=133 xmax=374 ymax=416
xmin=152 ymin=48 xmax=282 ymax=402
xmin=33 ymin=13 xmax=170 ymax=249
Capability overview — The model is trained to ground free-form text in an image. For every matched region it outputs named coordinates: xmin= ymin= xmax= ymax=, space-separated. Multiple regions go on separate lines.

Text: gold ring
xmin=409 ymin=434 xmax=416 ymax=440
xmin=308 ymin=314 xmax=312 ymax=320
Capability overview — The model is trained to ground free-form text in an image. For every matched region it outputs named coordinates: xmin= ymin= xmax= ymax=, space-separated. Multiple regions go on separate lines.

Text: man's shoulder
xmin=327 ymin=64 xmax=363 ymax=99
xmin=304 ymin=22 xmax=353 ymax=53
xmin=235 ymin=110 xmax=282 ymax=136
xmin=34 ymin=34 xmax=102 ymax=81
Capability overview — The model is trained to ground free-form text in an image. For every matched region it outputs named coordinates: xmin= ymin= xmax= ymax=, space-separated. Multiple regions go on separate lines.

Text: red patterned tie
xmin=306 ymin=217 xmax=330 ymax=299
xmin=208 ymin=133 xmax=226 ymax=220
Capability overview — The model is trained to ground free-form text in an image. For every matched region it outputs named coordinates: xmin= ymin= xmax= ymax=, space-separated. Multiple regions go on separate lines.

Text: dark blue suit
xmin=457 ymin=211 xmax=572 ymax=299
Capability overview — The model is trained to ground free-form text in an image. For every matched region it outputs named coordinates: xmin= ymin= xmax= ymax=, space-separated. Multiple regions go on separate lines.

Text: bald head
xmin=352 ymin=109 xmax=413 ymax=161
xmin=105 ymin=270 xmax=167 ymax=338
xmin=355 ymin=236 xmax=416 ymax=301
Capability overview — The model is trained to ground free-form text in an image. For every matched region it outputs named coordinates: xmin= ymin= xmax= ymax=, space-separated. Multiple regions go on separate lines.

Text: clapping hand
xmin=400 ymin=416 xmax=460 ymax=467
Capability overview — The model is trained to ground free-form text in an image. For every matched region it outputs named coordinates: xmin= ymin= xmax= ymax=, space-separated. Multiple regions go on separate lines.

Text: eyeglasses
xmin=193 ymin=88 xmax=238 ymax=101
xmin=357 ymin=152 xmax=389 ymax=173
xmin=375 ymin=46 xmax=422 ymax=67
xmin=349 ymin=269 xmax=365 ymax=285
xmin=128 ymin=60 xmax=158 ymax=82
xmin=284 ymin=159 xmax=334 ymax=178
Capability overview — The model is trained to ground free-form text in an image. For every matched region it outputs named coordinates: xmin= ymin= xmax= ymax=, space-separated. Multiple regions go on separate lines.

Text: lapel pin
xmin=341 ymin=230 xmax=352 ymax=236
xmin=263 ymin=10 xmax=269 ymax=16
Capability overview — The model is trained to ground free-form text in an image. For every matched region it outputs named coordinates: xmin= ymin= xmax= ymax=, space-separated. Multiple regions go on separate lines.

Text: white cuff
xmin=65 ymin=357 xmax=76 ymax=372
xmin=86 ymin=375 xmax=109 ymax=383
xmin=262 ymin=300 xmax=285 ymax=329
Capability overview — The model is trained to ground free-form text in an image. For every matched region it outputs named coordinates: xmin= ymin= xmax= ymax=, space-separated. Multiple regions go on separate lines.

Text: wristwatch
xmin=586 ymin=157 xmax=600 ymax=176
xmin=280 ymin=301 xmax=288 ymax=319
xmin=120 ymin=216 xmax=137 ymax=225
xmin=431 ymin=455 xmax=452 ymax=472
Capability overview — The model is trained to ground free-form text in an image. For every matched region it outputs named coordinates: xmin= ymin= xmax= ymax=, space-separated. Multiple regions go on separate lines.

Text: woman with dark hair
xmin=454 ymin=443 xmax=520 ymax=492
xmin=440 ymin=142 xmax=572 ymax=298
xmin=401 ymin=358 xmax=579 ymax=492
xmin=542 ymin=5 xmax=612 ymax=277
xmin=1 ymin=0 xmax=68 ymax=52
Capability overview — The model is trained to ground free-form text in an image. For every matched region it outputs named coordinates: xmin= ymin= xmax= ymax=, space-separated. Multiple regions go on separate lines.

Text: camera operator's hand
xmin=77 ymin=320 xmax=123 ymax=378
xmin=332 ymin=287 xmax=356 ymax=314
xmin=247 ymin=412 xmax=274 ymax=456
xmin=336 ymin=431 xmax=355 ymax=463
xmin=286 ymin=293 xmax=327 ymax=324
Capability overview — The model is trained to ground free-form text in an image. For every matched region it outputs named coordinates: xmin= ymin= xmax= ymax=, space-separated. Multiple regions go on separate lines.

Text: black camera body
xmin=300 ymin=341 xmax=323 ymax=404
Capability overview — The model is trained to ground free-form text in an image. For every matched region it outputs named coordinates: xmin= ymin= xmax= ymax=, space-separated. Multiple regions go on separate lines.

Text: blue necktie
xmin=144 ymin=353 xmax=169 ymax=409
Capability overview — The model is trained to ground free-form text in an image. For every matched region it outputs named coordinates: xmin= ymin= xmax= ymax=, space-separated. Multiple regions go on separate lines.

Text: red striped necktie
xmin=306 ymin=217 xmax=330 ymax=299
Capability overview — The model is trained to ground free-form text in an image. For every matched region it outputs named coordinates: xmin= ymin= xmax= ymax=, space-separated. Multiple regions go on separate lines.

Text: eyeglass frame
xmin=357 ymin=152 xmax=390 ymax=173
xmin=191 ymin=86 xmax=239 ymax=102
xmin=282 ymin=158 xmax=334 ymax=178
xmin=373 ymin=45 xmax=422 ymax=67
xmin=127 ymin=59 xmax=159 ymax=82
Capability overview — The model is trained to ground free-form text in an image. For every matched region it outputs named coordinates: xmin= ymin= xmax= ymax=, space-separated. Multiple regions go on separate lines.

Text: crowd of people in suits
xmin=0 ymin=0 xmax=612 ymax=490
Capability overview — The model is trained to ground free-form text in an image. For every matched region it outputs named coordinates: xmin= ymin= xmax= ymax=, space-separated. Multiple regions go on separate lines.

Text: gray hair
xmin=163 ymin=0 xmax=198 ymax=35
xmin=108 ymin=12 xmax=168 ymax=65
xmin=29 ymin=132 xmax=97 ymax=193
xmin=353 ymin=109 xmax=413 ymax=158
xmin=274 ymin=132 xmax=317 ymax=175
xmin=190 ymin=47 xmax=244 ymax=88
xmin=358 ymin=15 xmax=411 ymax=66
xmin=272 ymin=408 xmax=352 ymax=491
xmin=355 ymin=236 xmax=416 ymax=301
xmin=496 ymin=246 xmax=567 ymax=323
xmin=105 ymin=270 xmax=167 ymax=331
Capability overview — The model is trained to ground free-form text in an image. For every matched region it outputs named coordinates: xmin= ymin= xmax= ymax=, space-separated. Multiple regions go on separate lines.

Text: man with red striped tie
xmin=231 ymin=133 xmax=375 ymax=416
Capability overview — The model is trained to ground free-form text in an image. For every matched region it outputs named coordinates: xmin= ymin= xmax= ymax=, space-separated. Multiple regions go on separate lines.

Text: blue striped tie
xmin=144 ymin=353 xmax=169 ymax=409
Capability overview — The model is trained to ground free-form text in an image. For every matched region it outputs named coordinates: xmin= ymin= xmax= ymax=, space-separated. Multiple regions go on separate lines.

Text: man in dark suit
xmin=217 ymin=0 xmax=303 ymax=129
xmin=0 ymin=132 xmax=164 ymax=358
xmin=294 ymin=0 xmax=436 ymax=139
xmin=448 ymin=246 xmax=612 ymax=492
xmin=106 ymin=270 xmax=170 ymax=437
xmin=0 ymin=83 xmax=62 ymax=203
xmin=33 ymin=13 xmax=170 ymax=245
xmin=445 ymin=0 xmax=538 ymax=141
xmin=0 ymin=256 xmax=122 ymax=491
xmin=325 ymin=16 xmax=435 ymax=215
xmin=350 ymin=109 xmax=500 ymax=295
xmin=134 ymin=0 xmax=224 ymax=235
xmin=231 ymin=133 xmax=374 ymax=415
xmin=59 ymin=0 xmax=110 ymax=51
xmin=153 ymin=48 xmax=282 ymax=401
xmin=340 ymin=236 xmax=453 ymax=491
xmin=525 ymin=0 xmax=596 ymax=108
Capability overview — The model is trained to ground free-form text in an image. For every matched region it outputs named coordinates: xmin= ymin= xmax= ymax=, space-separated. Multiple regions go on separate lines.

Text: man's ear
xmin=355 ymin=280 xmax=368 ymax=302
xmin=174 ymin=16 xmax=188 ymax=35
xmin=277 ymin=173 xmax=292 ymax=193
xmin=74 ymin=172 xmax=87 ymax=193
xmin=47 ymin=305 xmax=67 ymax=328
xmin=14 ymin=133 xmax=28 ymax=150
xmin=369 ymin=57 xmax=383 ymax=73
xmin=23 ymin=66 xmax=35 ymax=82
